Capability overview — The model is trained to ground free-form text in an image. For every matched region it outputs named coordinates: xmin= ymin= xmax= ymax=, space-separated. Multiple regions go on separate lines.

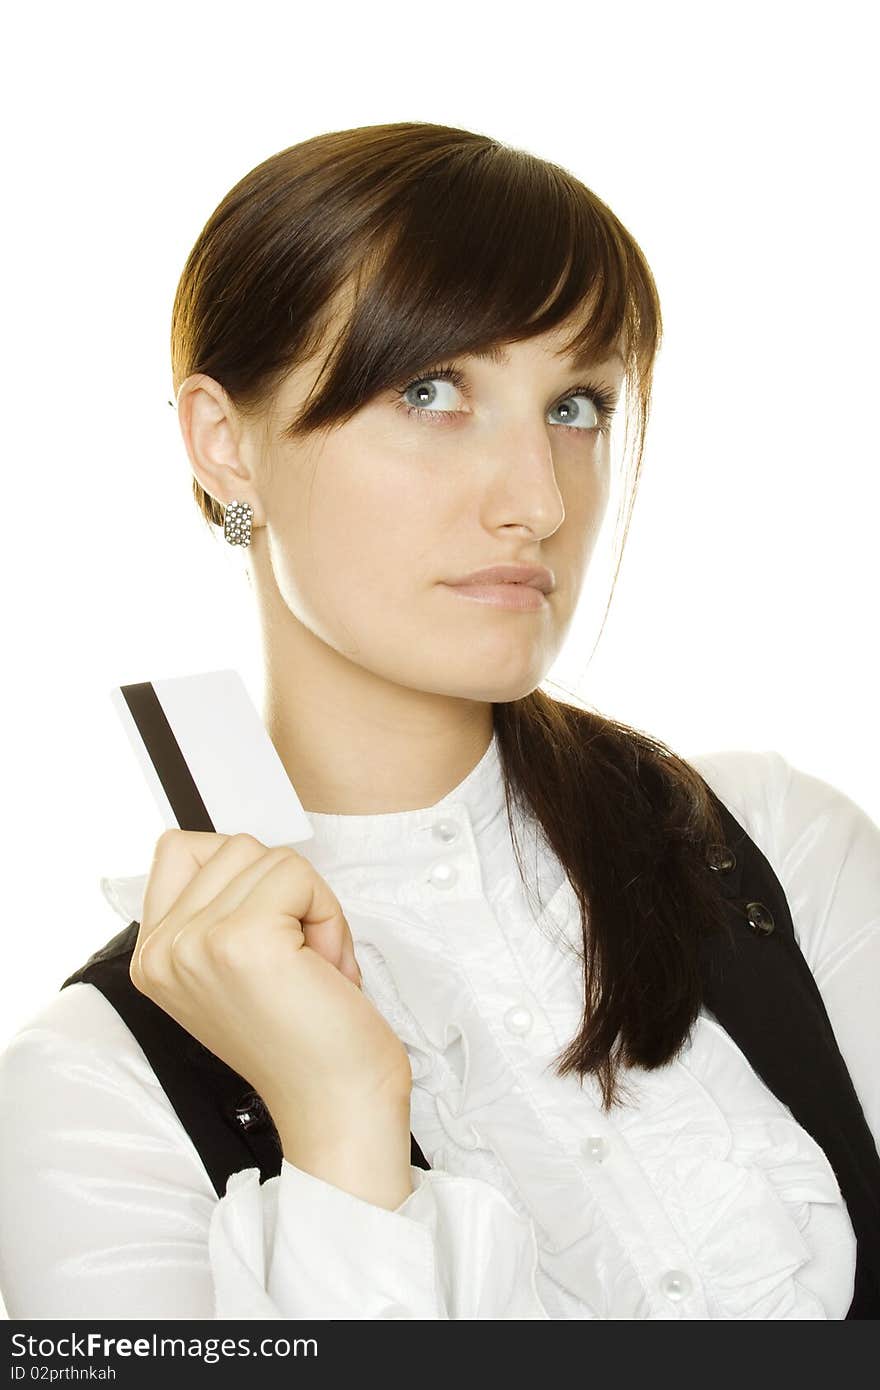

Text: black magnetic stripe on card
xmin=120 ymin=681 xmax=215 ymax=832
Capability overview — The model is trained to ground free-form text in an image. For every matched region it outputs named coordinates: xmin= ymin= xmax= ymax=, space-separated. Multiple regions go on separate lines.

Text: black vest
xmin=60 ymin=790 xmax=880 ymax=1319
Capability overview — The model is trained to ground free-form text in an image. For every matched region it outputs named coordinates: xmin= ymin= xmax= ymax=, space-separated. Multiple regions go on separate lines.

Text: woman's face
xmin=229 ymin=319 xmax=623 ymax=704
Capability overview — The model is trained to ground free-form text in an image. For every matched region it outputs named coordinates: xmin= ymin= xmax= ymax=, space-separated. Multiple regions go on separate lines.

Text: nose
xmin=481 ymin=427 xmax=566 ymax=539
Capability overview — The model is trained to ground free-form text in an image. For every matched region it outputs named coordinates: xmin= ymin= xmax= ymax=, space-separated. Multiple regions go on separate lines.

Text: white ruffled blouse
xmin=0 ymin=736 xmax=877 ymax=1320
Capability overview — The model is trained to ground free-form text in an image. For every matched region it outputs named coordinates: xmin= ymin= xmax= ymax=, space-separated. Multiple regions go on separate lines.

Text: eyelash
xmin=392 ymin=361 xmax=619 ymax=435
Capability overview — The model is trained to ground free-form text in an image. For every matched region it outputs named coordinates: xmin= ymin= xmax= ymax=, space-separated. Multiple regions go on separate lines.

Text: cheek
xmin=268 ymin=448 xmax=443 ymax=632
xmin=556 ymin=458 xmax=609 ymax=566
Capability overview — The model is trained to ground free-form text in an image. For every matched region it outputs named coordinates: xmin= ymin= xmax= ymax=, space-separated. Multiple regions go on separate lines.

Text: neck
xmin=258 ymin=612 xmax=494 ymax=817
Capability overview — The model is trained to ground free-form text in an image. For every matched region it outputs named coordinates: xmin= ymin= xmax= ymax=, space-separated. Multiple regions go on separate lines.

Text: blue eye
xmin=400 ymin=368 xmax=466 ymax=415
xmin=393 ymin=362 xmax=618 ymax=435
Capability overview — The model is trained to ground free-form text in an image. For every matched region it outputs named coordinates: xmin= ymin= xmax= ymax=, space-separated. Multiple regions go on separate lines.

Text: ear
xmin=175 ymin=373 xmax=267 ymax=526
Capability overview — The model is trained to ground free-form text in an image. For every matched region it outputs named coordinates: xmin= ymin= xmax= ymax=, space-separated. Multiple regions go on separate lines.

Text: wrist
xmin=271 ymin=1090 xmax=415 ymax=1212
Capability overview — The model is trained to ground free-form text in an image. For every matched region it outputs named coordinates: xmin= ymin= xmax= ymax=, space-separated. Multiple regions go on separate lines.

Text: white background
xmin=1 ymin=0 xmax=877 ymax=1320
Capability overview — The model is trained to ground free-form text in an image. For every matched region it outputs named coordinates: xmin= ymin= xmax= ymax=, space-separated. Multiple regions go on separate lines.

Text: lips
xmin=444 ymin=564 xmax=555 ymax=593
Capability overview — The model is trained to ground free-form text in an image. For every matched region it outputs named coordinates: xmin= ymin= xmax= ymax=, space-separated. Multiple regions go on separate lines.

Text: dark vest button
xmin=743 ymin=900 xmax=775 ymax=936
xmin=705 ymin=842 xmax=737 ymax=872
xmin=231 ymin=1091 xmax=273 ymax=1132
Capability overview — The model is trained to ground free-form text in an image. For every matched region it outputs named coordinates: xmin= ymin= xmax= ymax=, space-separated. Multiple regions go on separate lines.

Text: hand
xmin=129 ymin=830 xmax=413 ymax=1123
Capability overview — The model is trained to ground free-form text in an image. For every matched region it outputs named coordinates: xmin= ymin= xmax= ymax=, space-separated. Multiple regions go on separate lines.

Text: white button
xmin=581 ymin=1135 xmax=609 ymax=1164
xmin=660 ymin=1269 xmax=693 ymax=1301
xmin=504 ymin=1004 xmax=533 ymax=1035
xmin=432 ymin=819 xmax=459 ymax=844
xmin=428 ymin=861 xmax=458 ymax=889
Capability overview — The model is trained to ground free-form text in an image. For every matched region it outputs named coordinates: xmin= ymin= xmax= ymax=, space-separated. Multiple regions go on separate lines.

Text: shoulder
xmin=684 ymin=746 xmax=791 ymax=830
xmin=0 ymin=979 xmax=152 ymax=1076
xmin=684 ymin=747 xmax=880 ymax=976
xmin=0 ymin=980 xmax=207 ymax=1177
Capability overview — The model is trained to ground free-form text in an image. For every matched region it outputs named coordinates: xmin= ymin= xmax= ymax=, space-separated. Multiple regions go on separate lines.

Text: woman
xmin=1 ymin=120 xmax=877 ymax=1320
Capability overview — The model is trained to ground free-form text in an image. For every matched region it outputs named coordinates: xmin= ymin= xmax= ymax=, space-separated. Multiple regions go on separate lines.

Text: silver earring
xmin=224 ymin=499 xmax=253 ymax=547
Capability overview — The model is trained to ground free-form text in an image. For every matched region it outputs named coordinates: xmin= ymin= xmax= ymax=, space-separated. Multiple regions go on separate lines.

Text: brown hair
xmin=170 ymin=120 xmax=731 ymax=1111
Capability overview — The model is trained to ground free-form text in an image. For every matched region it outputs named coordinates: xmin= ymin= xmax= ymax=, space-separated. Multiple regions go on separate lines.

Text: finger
xmin=141 ymin=830 xmax=243 ymax=933
xmin=141 ymin=839 xmax=356 ymax=985
xmin=136 ymin=832 xmax=274 ymax=974
xmin=338 ymin=938 xmax=363 ymax=988
xmin=157 ymin=833 xmax=285 ymax=928
xmin=300 ymin=914 xmax=350 ymax=971
xmin=293 ymin=893 xmax=360 ymax=980
xmin=213 ymin=852 xmax=351 ymax=963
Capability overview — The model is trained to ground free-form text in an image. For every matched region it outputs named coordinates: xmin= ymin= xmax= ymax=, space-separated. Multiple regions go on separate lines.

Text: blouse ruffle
xmin=339 ymin=864 xmax=857 ymax=1319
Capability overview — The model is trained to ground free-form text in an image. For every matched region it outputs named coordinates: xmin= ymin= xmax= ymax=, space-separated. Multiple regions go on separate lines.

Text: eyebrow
xmin=465 ymin=344 xmax=625 ymax=368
